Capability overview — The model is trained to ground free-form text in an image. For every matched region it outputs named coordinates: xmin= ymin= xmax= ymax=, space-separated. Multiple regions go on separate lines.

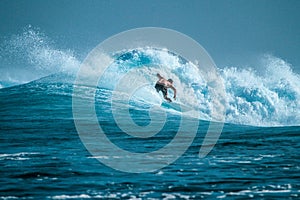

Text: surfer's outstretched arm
xmin=170 ymin=86 xmax=177 ymax=100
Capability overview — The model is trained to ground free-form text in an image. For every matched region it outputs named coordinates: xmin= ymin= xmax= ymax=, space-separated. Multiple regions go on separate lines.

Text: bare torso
xmin=157 ymin=79 xmax=172 ymax=88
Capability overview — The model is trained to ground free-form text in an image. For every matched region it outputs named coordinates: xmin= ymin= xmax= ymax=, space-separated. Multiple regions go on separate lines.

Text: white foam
xmin=162 ymin=193 xmax=176 ymax=200
xmin=0 ymin=197 xmax=18 ymax=200
xmin=222 ymin=187 xmax=293 ymax=198
xmin=222 ymin=54 xmax=300 ymax=126
xmin=51 ymin=194 xmax=91 ymax=199
xmin=0 ymin=152 xmax=39 ymax=158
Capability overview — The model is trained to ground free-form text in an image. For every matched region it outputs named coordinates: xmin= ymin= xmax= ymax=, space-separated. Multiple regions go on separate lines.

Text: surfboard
xmin=161 ymin=101 xmax=193 ymax=112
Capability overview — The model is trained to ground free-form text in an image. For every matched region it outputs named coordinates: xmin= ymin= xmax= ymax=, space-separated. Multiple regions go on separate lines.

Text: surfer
xmin=155 ymin=73 xmax=176 ymax=102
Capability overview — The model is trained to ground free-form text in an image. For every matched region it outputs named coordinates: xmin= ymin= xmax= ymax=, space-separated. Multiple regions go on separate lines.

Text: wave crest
xmin=1 ymin=27 xmax=299 ymax=127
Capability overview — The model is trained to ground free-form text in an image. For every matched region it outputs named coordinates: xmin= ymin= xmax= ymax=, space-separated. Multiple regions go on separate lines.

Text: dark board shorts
xmin=155 ymin=83 xmax=167 ymax=96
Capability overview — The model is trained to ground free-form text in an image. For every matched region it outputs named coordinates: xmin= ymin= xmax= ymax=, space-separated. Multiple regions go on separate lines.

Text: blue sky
xmin=1 ymin=0 xmax=299 ymax=71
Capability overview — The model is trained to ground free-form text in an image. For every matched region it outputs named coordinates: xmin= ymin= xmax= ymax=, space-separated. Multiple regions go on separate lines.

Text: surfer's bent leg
xmin=162 ymin=88 xmax=172 ymax=102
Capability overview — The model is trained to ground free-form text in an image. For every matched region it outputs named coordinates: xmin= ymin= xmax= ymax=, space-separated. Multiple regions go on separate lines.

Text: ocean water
xmin=1 ymin=28 xmax=300 ymax=199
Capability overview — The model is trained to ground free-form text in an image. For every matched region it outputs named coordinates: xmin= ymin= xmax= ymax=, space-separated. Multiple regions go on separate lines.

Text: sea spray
xmin=0 ymin=25 xmax=80 ymax=87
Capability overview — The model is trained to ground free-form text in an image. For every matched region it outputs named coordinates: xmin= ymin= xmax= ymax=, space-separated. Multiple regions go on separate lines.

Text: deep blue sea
xmin=1 ymin=30 xmax=300 ymax=199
